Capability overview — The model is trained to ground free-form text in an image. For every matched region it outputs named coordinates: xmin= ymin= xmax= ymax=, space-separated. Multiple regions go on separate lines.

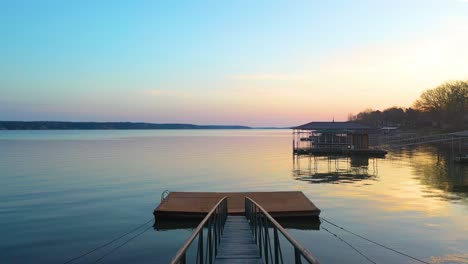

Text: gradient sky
xmin=1 ymin=0 xmax=468 ymax=126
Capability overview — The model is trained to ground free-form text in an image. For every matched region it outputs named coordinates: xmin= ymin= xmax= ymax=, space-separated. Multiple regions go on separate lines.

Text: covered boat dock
xmin=292 ymin=121 xmax=387 ymax=156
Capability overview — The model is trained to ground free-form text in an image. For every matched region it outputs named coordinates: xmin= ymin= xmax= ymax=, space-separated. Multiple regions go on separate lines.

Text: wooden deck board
xmin=215 ymin=216 xmax=262 ymax=264
xmin=154 ymin=191 xmax=320 ymax=217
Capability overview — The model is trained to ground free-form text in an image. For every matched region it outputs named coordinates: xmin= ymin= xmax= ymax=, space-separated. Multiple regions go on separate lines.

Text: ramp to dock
xmin=169 ymin=196 xmax=321 ymax=264
xmin=155 ymin=191 xmax=320 ymax=218
xmin=215 ymin=216 xmax=262 ymax=264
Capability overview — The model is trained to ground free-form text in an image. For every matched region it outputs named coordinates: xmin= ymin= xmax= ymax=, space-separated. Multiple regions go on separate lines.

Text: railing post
xmin=257 ymin=206 xmax=260 ymax=244
xmin=245 ymin=199 xmax=248 ymax=221
xmin=274 ymin=228 xmax=279 ymax=264
xmin=258 ymin=209 xmax=263 ymax=258
xmin=264 ymin=215 xmax=269 ymax=264
xmin=208 ymin=218 xmax=213 ymax=264
xmin=218 ymin=208 xmax=222 ymax=242
xmin=295 ymin=248 xmax=302 ymax=264
xmin=198 ymin=228 xmax=204 ymax=264
xmin=214 ymin=210 xmax=218 ymax=255
xmin=254 ymin=204 xmax=258 ymax=242
xmin=223 ymin=199 xmax=227 ymax=230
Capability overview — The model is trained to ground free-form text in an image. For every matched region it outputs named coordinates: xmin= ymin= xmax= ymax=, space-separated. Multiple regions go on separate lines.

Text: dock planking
xmin=215 ymin=216 xmax=262 ymax=264
xmin=154 ymin=191 xmax=320 ymax=218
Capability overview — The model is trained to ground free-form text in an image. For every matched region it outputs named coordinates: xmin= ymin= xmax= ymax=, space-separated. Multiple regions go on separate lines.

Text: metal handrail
xmin=379 ymin=134 xmax=468 ymax=148
xmin=171 ymin=197 xmax=228 ymax=264
xmin=245 ymin=197 xmax=320 ymax=264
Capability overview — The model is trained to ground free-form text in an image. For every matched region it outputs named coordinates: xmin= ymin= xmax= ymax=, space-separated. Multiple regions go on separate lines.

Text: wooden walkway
xmin=379 ymin=131 xmax=468 ymax=148
xmin=155 ymin=191 xmax=320 ymax=218
xmin=215 ymin=216 xmax=262 ymax=264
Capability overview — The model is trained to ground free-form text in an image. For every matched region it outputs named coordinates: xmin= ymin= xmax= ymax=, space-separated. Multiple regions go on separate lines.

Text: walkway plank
xmin=215 ymin=216 xmax=262 ymax=264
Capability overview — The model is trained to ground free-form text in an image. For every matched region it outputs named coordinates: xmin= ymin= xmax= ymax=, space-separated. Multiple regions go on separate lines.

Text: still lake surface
xmin=0 ymin=129 xmax=467 ymax=264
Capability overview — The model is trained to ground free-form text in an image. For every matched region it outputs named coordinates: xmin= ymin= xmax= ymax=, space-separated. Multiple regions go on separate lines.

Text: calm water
xmin=0 ymin=130 xmax=467 ymax=264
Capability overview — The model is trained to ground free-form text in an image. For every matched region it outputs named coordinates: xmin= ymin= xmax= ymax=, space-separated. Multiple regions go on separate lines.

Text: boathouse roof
xmin=293 ymin=121 xmax=371 ymax=130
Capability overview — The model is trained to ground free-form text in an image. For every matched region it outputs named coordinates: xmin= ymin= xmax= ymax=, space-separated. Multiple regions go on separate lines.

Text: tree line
xmin=0 ymin=121 xmax=251 ymax=130
xmin=349 ymin=80 xmax=468 ymax=131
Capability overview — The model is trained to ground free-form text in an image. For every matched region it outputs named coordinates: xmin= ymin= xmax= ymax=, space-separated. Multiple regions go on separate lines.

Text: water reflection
xmin=154 ymin=218 xmax=202 ymax=231
xmin=406 ymin=146 xmax=468 ymax=202
xmin=154 ymin=216 xmax=321 ymax=231
xmin=292 ymin=155 xmax=381 ymax=184
xmin=2 ymin=130 xmax=468 ymax=264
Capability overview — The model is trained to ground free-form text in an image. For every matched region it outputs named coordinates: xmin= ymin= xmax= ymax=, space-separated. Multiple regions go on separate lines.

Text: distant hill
xmin=0 ymin=121 xmax=251 ymax=130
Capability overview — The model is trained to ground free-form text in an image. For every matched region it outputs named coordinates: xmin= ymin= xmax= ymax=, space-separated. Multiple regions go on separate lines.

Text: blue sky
xmin=1 ymin=0 xmax=468 ymax=126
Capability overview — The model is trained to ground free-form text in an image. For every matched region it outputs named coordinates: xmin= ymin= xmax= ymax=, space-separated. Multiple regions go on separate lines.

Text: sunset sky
xmin=1 ymin=0 xmax=468 ymax=126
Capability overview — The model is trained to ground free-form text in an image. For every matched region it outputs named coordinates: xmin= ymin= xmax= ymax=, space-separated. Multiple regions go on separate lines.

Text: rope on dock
xmin=62 ymin=217 xmax=154 ymax=264
xmin=320 ymin=217 xmax=431 ymax=264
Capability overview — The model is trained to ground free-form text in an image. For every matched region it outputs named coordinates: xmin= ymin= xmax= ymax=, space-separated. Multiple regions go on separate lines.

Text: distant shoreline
xmin=0 ymin=121 xmax=259 ymax=130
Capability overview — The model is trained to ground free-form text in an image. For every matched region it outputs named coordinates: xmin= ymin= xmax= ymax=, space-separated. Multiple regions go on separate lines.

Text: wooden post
xmin=292 ymin=129 xmax=296 ymax=152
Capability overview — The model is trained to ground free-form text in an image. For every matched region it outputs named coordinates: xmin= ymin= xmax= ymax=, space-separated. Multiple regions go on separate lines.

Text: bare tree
xmin=414 ymin=80 xmax=468 ymax=129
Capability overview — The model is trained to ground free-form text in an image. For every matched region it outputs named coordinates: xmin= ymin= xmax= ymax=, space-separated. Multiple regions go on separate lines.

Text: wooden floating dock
xmin=154 ymin=191 xmax=320 ymax=218
xmin=154 ymin=216 xmax=321 ymax=231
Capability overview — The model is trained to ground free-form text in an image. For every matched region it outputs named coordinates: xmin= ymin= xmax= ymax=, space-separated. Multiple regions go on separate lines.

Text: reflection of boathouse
xmin=292 ymin=121 xmax=387 ymax=156
xmin=293 ymin=155 xmax=379 ymax=184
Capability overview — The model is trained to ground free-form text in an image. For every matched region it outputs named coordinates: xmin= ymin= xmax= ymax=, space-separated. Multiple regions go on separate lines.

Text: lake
xmin=0 ymin=130 xmax=467 ymax=263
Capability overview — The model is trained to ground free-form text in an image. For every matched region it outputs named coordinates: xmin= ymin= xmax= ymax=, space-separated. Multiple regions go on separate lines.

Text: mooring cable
xmin=321 ymin=225 xmax=377 ymax=264
xmin=320 ymin=217 xmax=431 ymax=264
xmin=93 ymin=224 xmax=153 ymax=263
xmin=62 ymin=217 xmax=154 ymax=264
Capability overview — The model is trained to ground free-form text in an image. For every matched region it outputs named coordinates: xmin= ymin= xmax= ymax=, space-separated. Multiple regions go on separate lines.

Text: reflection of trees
xmin=408 ymin=146 xmax=468 ymax=201
xmin=292 ymin=155 xmax=379 ymax=184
